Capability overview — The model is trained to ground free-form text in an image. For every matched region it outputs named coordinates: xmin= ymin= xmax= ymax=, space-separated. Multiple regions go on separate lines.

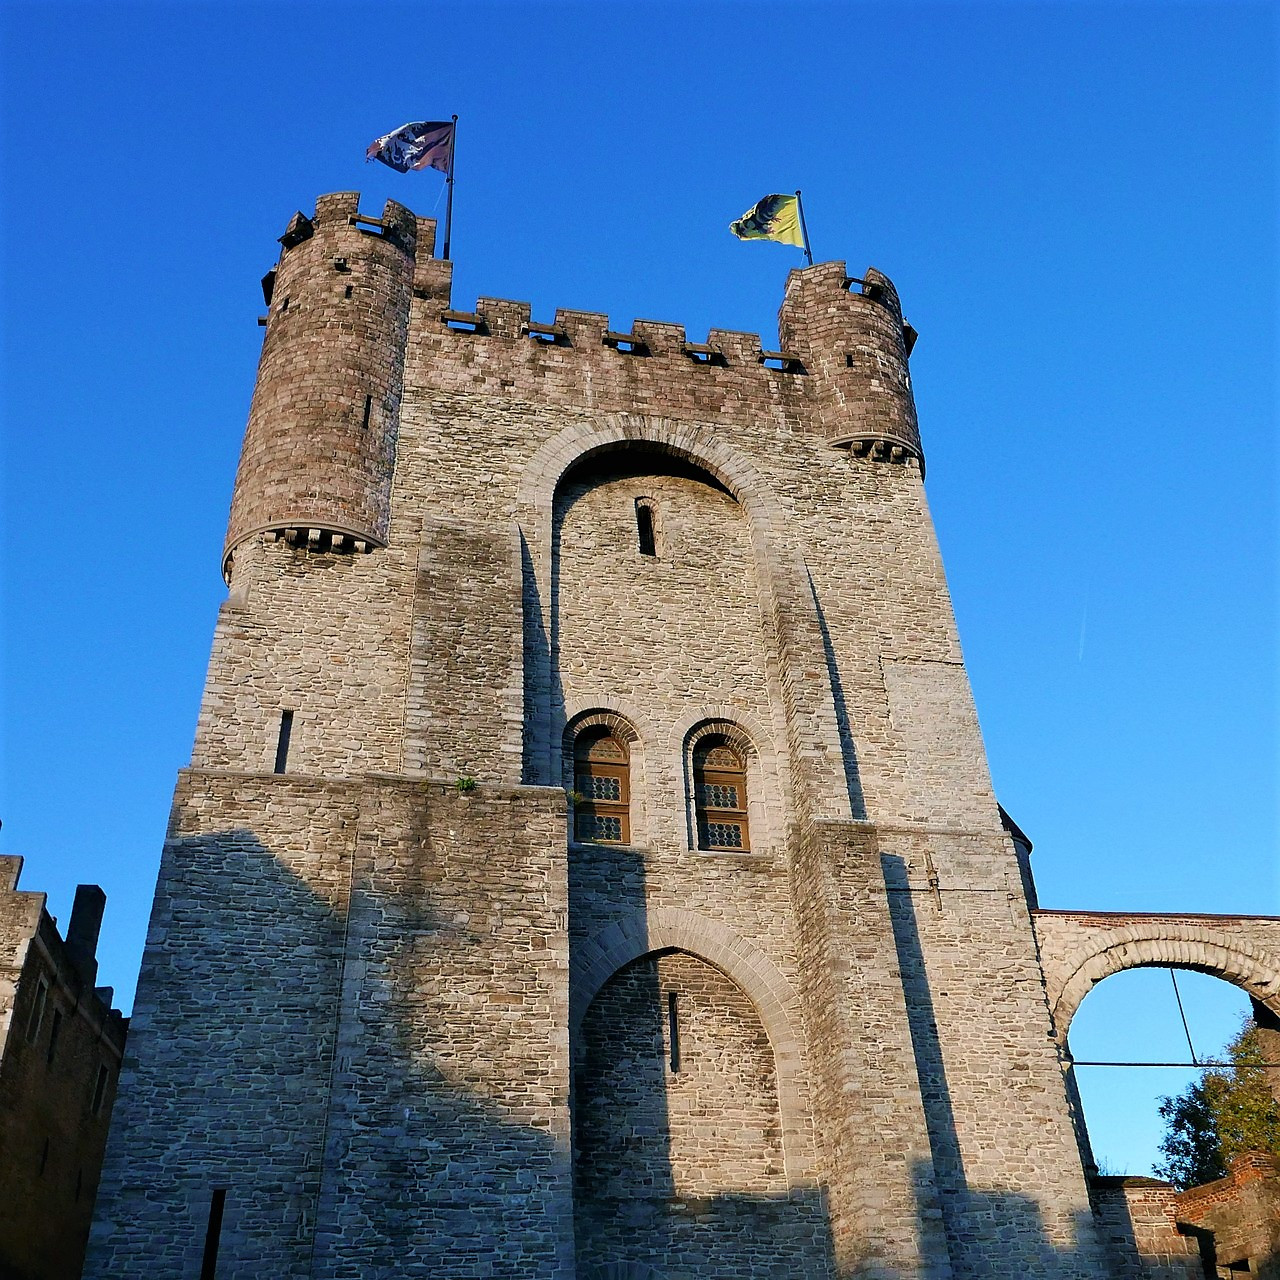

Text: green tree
xmin=1156 ymin=1020 xmax=1280 ymax=1190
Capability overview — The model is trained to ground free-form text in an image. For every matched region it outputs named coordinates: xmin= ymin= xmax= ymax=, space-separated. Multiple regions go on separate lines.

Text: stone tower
xmin=85 ymin=192 xmax=1124 ymax=1279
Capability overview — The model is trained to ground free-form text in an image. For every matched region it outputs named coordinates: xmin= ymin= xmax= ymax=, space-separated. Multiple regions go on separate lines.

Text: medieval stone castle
xmin=69 ymin=193 xmax=1280 ymax=1278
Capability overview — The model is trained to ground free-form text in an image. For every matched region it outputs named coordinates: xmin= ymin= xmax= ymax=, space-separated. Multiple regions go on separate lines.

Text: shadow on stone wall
xmin=521 ymin=529 xmax=558 ymax=785
xmin=567 ymin=843 xmax=834 ymax=1276
xmin=883 ymin=851 xmax=1113 ymax=1280
xmin=96 ymin=818 xmax=1178 ymax=1278
xmin=807 ymin=573 xmax=867 ymax=820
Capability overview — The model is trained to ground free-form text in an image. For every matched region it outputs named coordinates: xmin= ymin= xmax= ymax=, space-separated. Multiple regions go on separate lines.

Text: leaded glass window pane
xmin=698 ymin=782 xmax=739 ymax=809
xmin=579 ymin=774 xmax=622 ymax=802
xmin=703 ymin=821 xmax=744 ymax=848
xmin=577 ymin=812 xmax=623 ymax=843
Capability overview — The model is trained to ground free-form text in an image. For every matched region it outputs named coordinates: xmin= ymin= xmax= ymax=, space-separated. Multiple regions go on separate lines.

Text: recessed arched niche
xmin=571 ymin=947 xmax=834 ymax=1277
xmin=548 ymin=445 xmax=775 ymax=851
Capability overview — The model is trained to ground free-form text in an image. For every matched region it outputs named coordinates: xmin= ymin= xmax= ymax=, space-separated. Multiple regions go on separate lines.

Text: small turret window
xmin=694 ymin=737 xmax=749 ymax=851
xmin=574 ymin=730 xmax=630 ymax=844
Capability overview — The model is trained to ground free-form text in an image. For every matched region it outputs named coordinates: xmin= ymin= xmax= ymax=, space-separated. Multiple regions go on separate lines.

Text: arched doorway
xmin=1068 ymin=967 xmax=1256 ymax=1175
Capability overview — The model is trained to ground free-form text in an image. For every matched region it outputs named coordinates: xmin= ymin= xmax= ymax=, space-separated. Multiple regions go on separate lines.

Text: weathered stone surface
xmin=85 ymin=192 xmax=1279 ymax=1279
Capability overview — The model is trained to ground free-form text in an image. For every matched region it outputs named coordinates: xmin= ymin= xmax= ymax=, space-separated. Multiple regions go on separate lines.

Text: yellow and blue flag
xmin=730 ymin=194 xmax=804 ymax=248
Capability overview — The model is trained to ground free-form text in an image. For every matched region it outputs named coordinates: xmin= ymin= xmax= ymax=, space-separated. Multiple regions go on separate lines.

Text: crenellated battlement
xmin=223 ymin=193 xmax=925 ymax=580
xmin=401 ymin=251 xmax=921 ymax=463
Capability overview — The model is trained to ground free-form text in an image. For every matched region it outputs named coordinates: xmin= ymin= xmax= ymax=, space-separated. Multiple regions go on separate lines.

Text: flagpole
xmin=795 ymin=189 xmax=814 ymax=267
xmin=442 ymin=114 xmax=458 ymax=260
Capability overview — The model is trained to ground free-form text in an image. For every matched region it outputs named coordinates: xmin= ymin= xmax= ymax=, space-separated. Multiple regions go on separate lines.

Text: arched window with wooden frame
xmin=574 ymin=729 xmax=630 ymax=844
xmin=693 ymin=736 xmax=750 ymax=851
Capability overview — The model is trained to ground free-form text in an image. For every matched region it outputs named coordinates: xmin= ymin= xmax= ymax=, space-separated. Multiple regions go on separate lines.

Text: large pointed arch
xmin=516 ymin=414 xmax=854 ymax=824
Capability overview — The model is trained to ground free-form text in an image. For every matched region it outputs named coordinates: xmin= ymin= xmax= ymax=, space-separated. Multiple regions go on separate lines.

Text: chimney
xmin=66 ymin=884 xmax=106 ymax=986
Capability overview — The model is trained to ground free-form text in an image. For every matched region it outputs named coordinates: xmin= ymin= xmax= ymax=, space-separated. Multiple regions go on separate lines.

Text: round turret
xmin=778 ymin=261 xmax=923 ymax=469
xmin=222 ymin=193 xmax=431 ymax=580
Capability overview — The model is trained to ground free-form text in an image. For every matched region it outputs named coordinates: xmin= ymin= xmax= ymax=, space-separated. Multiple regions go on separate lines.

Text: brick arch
xmin=516 ymin=413 xmax=789 ymax=536
xmin=517 ymin=415 xmax=853 ymax=824
xmin=1045 ymin=925 xmax=1280 ymax=1044
xmin=571 ymin=908 xmax=813 ymax=1183
xmin=562 ymin=699 xmax=649 ymax=746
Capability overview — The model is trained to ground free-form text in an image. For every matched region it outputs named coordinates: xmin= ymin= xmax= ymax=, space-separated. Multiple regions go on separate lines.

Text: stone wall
xmin=87 ymin=774 xmax=576 ymax=1280
xmin=1089 ymin=1178 xmax=1204 ymax=1279
xmin=1174 ymin=1154 xmax=1280 ymax=1277
xmin=572 ymin=950 xmax=833 ymax=1277
xmin=0 ymin=857 xmax=126 ymax=1280
xmin=89 ymin=191 xmax=1226 ymax=1278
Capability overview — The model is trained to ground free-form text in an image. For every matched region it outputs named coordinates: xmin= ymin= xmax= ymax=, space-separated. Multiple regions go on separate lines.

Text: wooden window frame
xmin=574 ymin=731 xmax=630 ymax=845
xmin=694 ymin=738 xmax=750 ymax=851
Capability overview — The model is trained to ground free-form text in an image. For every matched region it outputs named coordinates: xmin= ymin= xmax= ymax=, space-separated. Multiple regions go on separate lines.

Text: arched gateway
xmin=1033 ymin=909 xmax=1280 ymax=1042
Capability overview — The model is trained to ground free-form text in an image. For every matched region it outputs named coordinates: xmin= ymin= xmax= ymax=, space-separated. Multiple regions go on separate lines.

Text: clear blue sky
xmin=1 ymin=1 xmax=1275 ymax=1177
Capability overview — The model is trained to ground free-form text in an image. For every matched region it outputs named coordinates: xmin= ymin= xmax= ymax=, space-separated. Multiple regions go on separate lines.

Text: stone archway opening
xmin=1032 ymin=911 xmax=1280 ymax=1179
xmin=1067 ymin=966 xmax=1259 ymax=1177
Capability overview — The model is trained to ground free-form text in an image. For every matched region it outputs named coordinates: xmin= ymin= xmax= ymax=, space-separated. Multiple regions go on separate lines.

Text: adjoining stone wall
xmin=787 ymin=820 xmax=956 ymax=1278
xmin=0 ymin=856 xmax=41 ymax=1044
xmin=1089 ymin=1178 xmax=1204 ymax=1279
xmin=86 ymin=773 xmax=360 ymax=1279
xmin=192 ymin=535 xmax=420 ymax=778
xmin=572 ymin=950 xmax=833 ymax=1277
xmin=402 ymin=515 xmax=525 ymax=783
xmin=87 ymin=774 xmax=576 ymax=1280
xmin=0 ymin=857 xmax=126 ymax=1280
xmin=1174 ymin=1154 xmax=1280 ymax=1277
xmin=310 ymin=779 xmax=575 ymax=1279
xmin=881 ymin=829 xmax=1109 ymax=1276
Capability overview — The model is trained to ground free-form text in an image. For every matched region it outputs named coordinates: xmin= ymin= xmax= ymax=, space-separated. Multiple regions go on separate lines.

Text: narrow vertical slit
xmin=667 ymin=991 xmax=680 ymax=1073
xmin=45 ymin=1009 xmax=63 ymax=1065
xmin=37 ymin=1137 xmax=49 ymax=1176
xmin=362 ymin=394 xmax=372 ymax=429
xmin=636 ymin=501 xmax=657 ymax=557
xmin=200 ymin=1188 xmax=227 ymax=1280
xmin=92 ymin=1064 xmax=109 ymax=1115
xmin=274 ymin=711 xmax=294 ymax=775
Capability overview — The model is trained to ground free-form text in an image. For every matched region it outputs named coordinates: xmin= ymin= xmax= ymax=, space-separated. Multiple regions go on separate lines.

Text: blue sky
xmin=1 ymin=1 xmax=1275 ymax=1177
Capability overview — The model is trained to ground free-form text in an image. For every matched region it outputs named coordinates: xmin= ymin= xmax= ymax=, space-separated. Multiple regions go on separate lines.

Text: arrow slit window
xmin=694 ymin=737 xmax=750 ymax=851
xmin=574 ymin=730 xmax=630 ymax=844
